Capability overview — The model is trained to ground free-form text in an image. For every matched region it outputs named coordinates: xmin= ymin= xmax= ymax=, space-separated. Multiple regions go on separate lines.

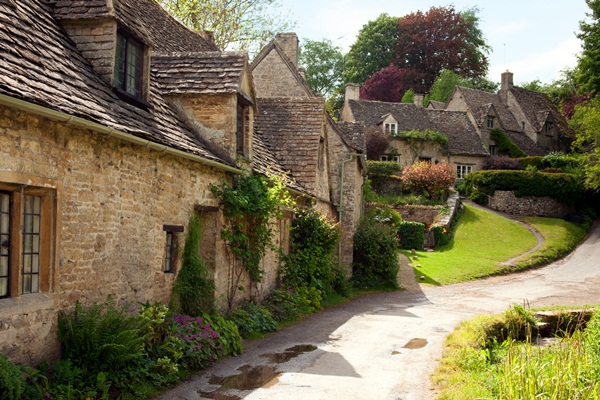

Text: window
xmin=384 ymin=123 xmax=397 ymax=135
xmin=487 ymin=116 xmax=495 ymax=128
xmin=236 ymin=97 xmax=251 ymax=156
xmin=380 ymin=155 xmax=400 ymax=163
xmin=544 ymin=121 xmax=554 ymax=136
xmin=0 ymin=186 xmax=54 ymax=299
xmin=489 ymin=145 xmax=497 ymax=155
xmin=521 ymin=121 xmax=526 ymax=131
xmin=456 ymin=165 xmax=472 ymax=179
xmin=114 ymin=28 xmax=149 ymax=109
xmin=163 ymin=225 xmax=183 ymax=273
xmin=419 ymin=157 xmax=432 ymax=164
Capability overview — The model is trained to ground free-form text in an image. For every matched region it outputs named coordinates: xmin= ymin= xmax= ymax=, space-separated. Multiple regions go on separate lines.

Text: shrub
xmin=542 ymin=152 xmax=580 ymax=170
xmin=482 ymin=155 xmax=523 ymax=170
xmin=0 ymin=354 xmax=25 ymax=400
xmin=170 ymin=314 xmax=223 ymax=369
xmin=483 ymin=304 xmax=538 ymax=345
xmin=462 ymin=170 xmax=586 ymax=205
xmin=490 ymin=128 xmax=527 ymax=158
xmin=201 ymin=313 xmax=243 ymax=356
xmin=366 ymin=126 xmax=391 ymax=161
xmin=431 ymin=225 xmax=451 ymax=247
xmin=519 ymin=156 xmax=544 ymax=169
xmin=265 ymin=285 xmax=323 ymax=322
xmin=228 ymin=302 xmax=278 ymax=337
xmin=367 ymin=160 xmax=403 ymax=177
xmin=398 ymin=221 xmax=425 ymax=250
xmin=366 ymin=206 xmax=402 ymax=230
xmin=352 ymin=218 xmax=399 ymax=288
xmin=401 ymin=162 xmax=455 ymax=199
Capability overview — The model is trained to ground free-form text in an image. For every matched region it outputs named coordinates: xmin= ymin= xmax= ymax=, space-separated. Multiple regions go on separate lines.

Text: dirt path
xmin=154 ymin=217 xmax=600 ymax=400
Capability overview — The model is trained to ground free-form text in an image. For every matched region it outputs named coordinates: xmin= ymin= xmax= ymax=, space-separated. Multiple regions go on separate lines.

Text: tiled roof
xmin=152 ymin=52 xmax=247 ymax=96
xmin=504 ymin=130 xmax=547 ymax=156
xmin=507 ymin=87 xmax=571 ymax=138
xmin=336 ymin=122 xmax=366 ymax=153
xmin=254 ymin=98 xmax=325 ymax=192
xmin=54 ymin=0 xmax=218 ymax=52
xmin=346 ymin=100 xmax=488 ymax=156
xmin=456 ymin=86 xmax=522 ymax=132
xmin=427 ymin=100 xmax=446 ymax=110
xmin=0 ymin=0 xmax=227 ymax=164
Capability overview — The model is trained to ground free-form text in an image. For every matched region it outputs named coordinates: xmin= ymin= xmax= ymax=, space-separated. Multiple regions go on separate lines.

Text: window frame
xmin=384 ymin=123 xmax=397 ymax=135
xmin=489 ymin=144 xmax=497 ymax=155
xmin=236 ymin=96 xmax=252 ymax=157
xmin=456 ymin=164 xmax=473 ymax=179
xmin=113 ymin=28 xmax=151 ymax=110
xmin=486 ymin=116 xmax=495 ymax=128
xmin=544 ymin=121 xmax=554 ymax=136
xmin=163 ymin=225 xmax=183 ymax=274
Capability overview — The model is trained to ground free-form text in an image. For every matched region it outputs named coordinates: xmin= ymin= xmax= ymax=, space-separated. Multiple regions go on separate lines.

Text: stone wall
xmin=0 ymin=106 xmax=284 ymax=365
xmin=489 ymin=190 xmax=574 ymax=218
xmin=252 ymin=50 xmax=308 ymax=98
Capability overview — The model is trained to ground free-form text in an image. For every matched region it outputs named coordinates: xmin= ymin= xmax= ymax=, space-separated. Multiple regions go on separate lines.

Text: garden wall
xmin=489 ymin=190 xmax=574 ymax=218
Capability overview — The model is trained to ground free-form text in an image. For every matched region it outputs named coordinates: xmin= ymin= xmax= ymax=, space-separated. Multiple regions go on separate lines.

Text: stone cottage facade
xmin=0 ymin=1 xmax=356 ymax=366
xmin=251 ymin=33 xmax=366 ymax=270
xmin=339 ymin=84 xmax=489 ymax=178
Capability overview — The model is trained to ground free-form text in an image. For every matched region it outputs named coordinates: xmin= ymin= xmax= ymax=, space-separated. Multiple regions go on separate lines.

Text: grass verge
xmin=406 ymin=204 xmax=537 ymax=285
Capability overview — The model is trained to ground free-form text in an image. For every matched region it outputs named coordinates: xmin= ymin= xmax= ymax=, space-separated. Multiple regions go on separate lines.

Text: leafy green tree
xmin=343 ymin=13 xmax=399 ymax=85
xmin=570 ymin=98 xmax=600 ymax=191
xmin=299 ymin=38 xmax=344 ymax=99
xmin=401 ymin=88 xmax=414 ymax=103
xmin=156 ymin=0 xmax=295 ymax=53
xmin=576 ymin=0 xmax=600 ymax=96
xmin=425 ymin=70 xmax=497 ymax=105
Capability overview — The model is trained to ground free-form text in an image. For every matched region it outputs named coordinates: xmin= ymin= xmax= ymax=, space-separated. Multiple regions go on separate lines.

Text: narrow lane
xmin=155 ymin=219 xmax=600 ymax=400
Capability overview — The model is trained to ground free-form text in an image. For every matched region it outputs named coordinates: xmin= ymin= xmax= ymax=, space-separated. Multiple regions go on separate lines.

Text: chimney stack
xmin=501 ymin=71 xmax=514 ymax=90
xmin=345 ymin=83 xmax=360 ymax=101
xmin=275 ymin=32 xmax=299 ymax=67
xmin=414 ymin=93 xmax=424 ymax=107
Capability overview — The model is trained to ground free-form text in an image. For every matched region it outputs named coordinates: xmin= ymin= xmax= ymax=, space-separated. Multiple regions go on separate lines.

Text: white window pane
xmin=1 ymin=214 xmax=8 ymax=233
xmin=22 ymin=275 xmax=31 ymax=294
xmin=23 ymin=255 xmax=31 ymax=273
xmin=33 ymin=216 xmax=40 ymax=234
xmin=32 ymin=255 xmax=39 ymax=273
xmin=24 ymin=234 xmax=32 ymax=252
xmin=0 ymin=194 xmax=8 ymax=213
xmin=33 ymin=196 xmax=41 ymax=213
xmin=0 ymin=278 xmax=7 ymax=297
xmin=33 ymin=235 xmax=39 ymax=253
xmin=0 ymin=257 xmax=7 ymax=275
xmin=31 ymin=274 xmax=39 ymax=293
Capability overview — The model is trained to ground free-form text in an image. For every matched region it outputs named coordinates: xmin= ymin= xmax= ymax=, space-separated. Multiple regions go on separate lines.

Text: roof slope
xmin=455 ymin=86 xmax=522 ymax=132
xmin=507 ymin=87 xmax=571 ymax=137
xmin=346 ymin=100 xmax=488 ymax=156
xmin=254 ymin=98 xmax=325 ymax=191
xmin=0 ymin=0 xmax=226 ymax=163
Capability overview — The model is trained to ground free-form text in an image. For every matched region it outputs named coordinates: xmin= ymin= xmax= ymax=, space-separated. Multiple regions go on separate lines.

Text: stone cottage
xmin=339 ymin=84 xmax=488 ymax=178
xmin=251 ymin=33 xmax=366 ymax=270
xmin=0 ymin=1 xmax=353 ymax=366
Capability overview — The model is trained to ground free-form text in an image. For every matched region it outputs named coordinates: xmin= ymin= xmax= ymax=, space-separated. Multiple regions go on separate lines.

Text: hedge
xmin=490 ymin=128 xmax=526 ymax=158
xmin=463 ymin=170 xmax=585 ymax=205
xmin=398 ymin=221 xmax=425 ymax=250
xmin=367 ymin=160 xmax=403 ymax=177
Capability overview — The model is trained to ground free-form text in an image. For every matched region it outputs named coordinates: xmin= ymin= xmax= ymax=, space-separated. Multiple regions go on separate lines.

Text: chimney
xmin=275 ymin=32 xmax=299 ymax=67
xmin=345 ymin=83 xmax=360 ymax=101
xmin=501 ymin=71 xmax=514 ymax=90
xmin=414 ymin=93 xmax=424 ymax=107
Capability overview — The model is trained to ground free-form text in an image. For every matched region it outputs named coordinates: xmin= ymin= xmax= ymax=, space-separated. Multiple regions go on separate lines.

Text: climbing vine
xmin=211 ymin=173 xmax=294 ymax=309
xmin=400 ymin=129 xmax=449 ymax=163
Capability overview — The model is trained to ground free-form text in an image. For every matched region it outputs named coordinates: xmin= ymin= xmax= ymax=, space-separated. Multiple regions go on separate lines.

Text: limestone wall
xmin=490 ymin=190 xmax=574 ymax=218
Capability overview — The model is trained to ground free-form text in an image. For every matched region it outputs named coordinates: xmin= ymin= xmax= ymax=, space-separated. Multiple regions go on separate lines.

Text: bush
xmin=169 ymin=314 xmax=223 ymax=369
xmin=366 ymin=206 xmax=402 ymax=230
xmin=518 ymin=156 xmax=544 ymax=169
xmin=228 ymin=302 xmax=278 ymax=337
xmin=201 ymin=313 xmax=243 ymax=357
xmin=0 ymin=354 xmax=25 ymax=400
xmin=462 ymin=170 xmax=586 ymax=205
xmin=398 ymin=221 xmax=425 ymax=250
xmin=265 ymin=285 xmax=323 ymax=322
xmin=483 ymin=304 xmax=538 ymax=345
xmin=431 ymin=225 xmax=451 ymax=247
xmin=352 ymin=219 xmax=399 ymax=288
xmin=490 ymin=128 xmax=527 ymax=158
xmin=482 ymin=155 xmax=523 ymax=170
xmin=367 ymin=160 xmax=403 ymax=177
xmin=401 ymin=161 xmax=455 ymax=199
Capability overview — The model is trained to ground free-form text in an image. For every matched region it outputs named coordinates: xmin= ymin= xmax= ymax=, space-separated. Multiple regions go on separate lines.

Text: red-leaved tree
xmin=360 ymin=66 xmax=429 ymax=102
xmin=401 ymin=161 xmax=455 ymax=199
xmin=365 ymin=126 xmax=390 ymax=160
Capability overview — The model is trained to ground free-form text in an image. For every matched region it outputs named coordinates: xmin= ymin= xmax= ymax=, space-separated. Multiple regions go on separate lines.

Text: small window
xmin=384 ymin=123 xmax=397 ymax=135
xmin=521 ymin=121 xmax=526 ymax=131
xmin=22 ymin=195 xmax=41 ymax=294
xmin=456 ymin=165 xmax=472 ymax=179
xmin=419 ymin=157 xmax=432 ymax=164
xmin=380 ymin=155 xmax=389 ymax=162
xmin=544 ymin=121 xmax=554 ymax=136
xmin=489 ymin=145 xmax=497 ymax=155
xmin=0 ymin=192 xmax=10 ymax=298
xmin=487 ymin=116 xmax=495 ymax=128
xmin=163 ymin=225 xmax=183 ymax=273
xmin=114 ymin=29 xmax=143 ymax=99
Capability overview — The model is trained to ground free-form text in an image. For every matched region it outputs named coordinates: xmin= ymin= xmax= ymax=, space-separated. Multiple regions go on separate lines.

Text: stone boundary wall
xmin=489 ymin=190 xmax=574 ymax=218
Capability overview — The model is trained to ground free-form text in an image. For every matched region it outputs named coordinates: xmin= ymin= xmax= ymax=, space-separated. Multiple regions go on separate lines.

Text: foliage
xmin=280 ymin=207 xmax=341 ymax=299
xmin=397 ymin=221 xmax=425 ymax=250
xmin=201 ymin=313 xmax=244 ymax=356
xmin=264 ymin=285 xmax=323 ymax=322
xmin=425 ymin=70 xmax=499 ymax=105
xmin=401 ymin=161 xmax=455 ymax=199
xmin=0 ymin=354 xmax=25 ymax=400
xmin=576 ymin=0 xmax=600 ymax=96
xmin=343 ymin=13 xmax=399 ymax=85
xmin=482 ymin=155 xmax=524 ymax=170
xmin=541 ymin=151 xmax=581 ymax=170
xmin=211 ymin=173 xmax=293 ymax=309
xmin=570 ymin=98 xmax=600 ymax=191
xmin=366 ymin=206 xmax=403 ymax=230
xmin=517 ymin=156 xmax=544 ymax=169
xmin=227 ymin=301 xmax=278 ymax=337
xmin=169 ymin=314 xmax=222 ymax=369
xmin=400 ymin=129 xmax=449 ymax=163
xmin=401 ymin=88 xmax=414 ymax=103
xmin=393 ymin=6 xmax=490 ymax=93
xmin=299 ymin=38 xmax=344 ymax=100
xmin=157 ymin=0 xmax=295 ymax=53
xmin=360 ymin=65 xmax=405 ymax=102
xmin=367 ymin=160 xmax=403 ymax=177
xmin=171 ymin=213 xmax=215 ymax=317
xmin=431 ymin=225 xmax=451 ymax=247
xmin=490 ymin=129 xmax=527 ymax=158
xmin=365 ymin=125 xmax=391 ymax=161
xmin=352 ymin=218 xmax=399 ymax=289
xmin=462 ymin=170 xmax=586 ymax=205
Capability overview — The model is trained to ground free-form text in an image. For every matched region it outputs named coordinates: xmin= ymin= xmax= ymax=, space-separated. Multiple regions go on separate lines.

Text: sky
xmin=275 ymin=0 xmax=591 ymax=86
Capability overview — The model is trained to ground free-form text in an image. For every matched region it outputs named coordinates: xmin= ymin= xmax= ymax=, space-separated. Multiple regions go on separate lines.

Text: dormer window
xmin=114 ymin=28 xmax=150 ymax=109
xmin=521 ymin=121 xmax=526 ymax=131
xmin=236 ymin=96 xmax=252 ymax=157
xmin=544 ymin=121 xmax=554 ymax=136
xmin=384 ymin=123 xmax=397 ymax=135
xmin=486 ymin=116 xmax=495 ymax=128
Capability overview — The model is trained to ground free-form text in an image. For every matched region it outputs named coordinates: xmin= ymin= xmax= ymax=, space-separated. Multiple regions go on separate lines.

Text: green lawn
xmin=408 ymin=204 xmax=537 ymax=285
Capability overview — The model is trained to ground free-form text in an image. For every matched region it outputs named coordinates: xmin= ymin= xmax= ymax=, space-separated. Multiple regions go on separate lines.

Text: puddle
xmin=391 ymin=350 xmax=401 ymax=355
xmin=403 ymin=338 xmax=428 ymax=349
xmin=262 ymin=344 xmax=318 ymax=363
xmin=204 ymin=364 xmax=282 ymax=398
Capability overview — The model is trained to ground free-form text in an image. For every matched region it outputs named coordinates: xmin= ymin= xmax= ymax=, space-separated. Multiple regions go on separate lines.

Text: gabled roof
xmin=507 ymin=86 xmax=570 ymax=135
xmin=346 ymin=100 xmax=488 ymax=156
xmin=0 ymin=0 xmax=228 ymax=164
xmin=337 ymin=122 xmax=367 ymax=153
xmin=454 ymin=86 xmax=522 ymax=132
xmin=152 ymin=52 xmax=249 ymax=96
xmin=427 ymin=100 xmax=446 ymax=110
xmin=54 ymin=0 xmax=218 ymax=52
xmin=254 ymin=97 xmax=325 ymax=192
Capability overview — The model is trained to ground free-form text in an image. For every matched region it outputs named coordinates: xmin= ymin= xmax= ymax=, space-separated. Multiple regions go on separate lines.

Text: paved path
xmin=155 ymin=218 xmax=600 ymax=400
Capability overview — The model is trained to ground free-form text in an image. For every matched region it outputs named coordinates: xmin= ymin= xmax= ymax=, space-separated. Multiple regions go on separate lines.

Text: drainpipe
xmin=0 ymin=94 xmax=244 ymax=175
xmin=338 ymin=153 xmax=363 ymax=261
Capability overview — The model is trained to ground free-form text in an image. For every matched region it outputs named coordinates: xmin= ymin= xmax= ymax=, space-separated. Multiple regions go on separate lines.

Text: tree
xmin=576 ymin=0 xmax=600 ymax=96
xmin=366 ymin=126 xmax=391 ymax=160
xmin=157 ymin=0 xmax=295 ymax=53
xmin=343 ymin=13 xmax=399 ymax=85
xmin=360 ymin=66 xmax=426 ymax=102
xmin=401 ymin=161 xmax=456 ymax=199
xmin=299 ymin=38 xmax=344 ymax=100
xmin=394 ymin=6 xmax=489 ymax=93
xmin=570 ymin=98 xmax=600 ymax=191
